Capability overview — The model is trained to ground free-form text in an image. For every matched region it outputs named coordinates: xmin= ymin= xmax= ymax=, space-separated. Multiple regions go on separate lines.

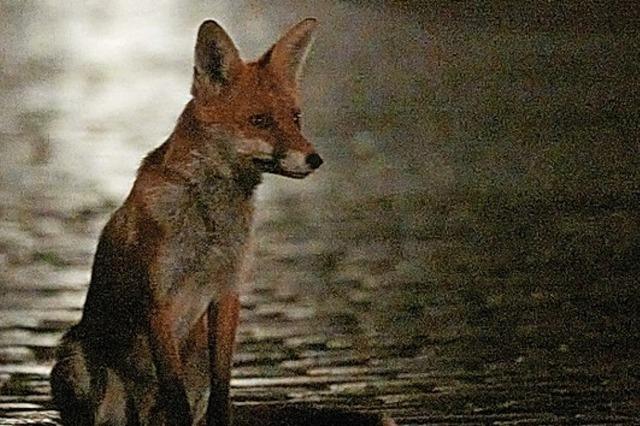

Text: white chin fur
xmin=279 ymin=150 xmax=312 ymax=175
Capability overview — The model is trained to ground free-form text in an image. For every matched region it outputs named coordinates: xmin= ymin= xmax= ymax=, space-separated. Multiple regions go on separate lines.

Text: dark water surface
xmin=1 ymin=2 xmax=639 ymax=425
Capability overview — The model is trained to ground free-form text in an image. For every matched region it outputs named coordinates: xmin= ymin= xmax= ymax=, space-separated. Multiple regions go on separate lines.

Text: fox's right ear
xmin=192 ymin=20 xmax=242 ymax=97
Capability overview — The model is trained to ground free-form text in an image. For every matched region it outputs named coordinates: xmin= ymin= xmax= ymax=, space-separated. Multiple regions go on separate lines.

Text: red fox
xmin=50 ymin=18 xmax=395 ymax=426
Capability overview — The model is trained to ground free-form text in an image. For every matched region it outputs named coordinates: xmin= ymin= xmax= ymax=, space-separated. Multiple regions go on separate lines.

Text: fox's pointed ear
xmin=192 ymin=20 xmax=242 ymax=96
xmin=260 ymin=18 xmax=318 ymax=84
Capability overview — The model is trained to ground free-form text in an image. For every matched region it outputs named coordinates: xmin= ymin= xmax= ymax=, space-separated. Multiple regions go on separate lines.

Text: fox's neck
xmin=151 ymin=100 xmax=262 ymax=199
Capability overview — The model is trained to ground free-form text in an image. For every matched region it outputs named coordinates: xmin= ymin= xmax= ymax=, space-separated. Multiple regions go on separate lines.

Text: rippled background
xmin=1 ymin=1 xmax=639 ymax=424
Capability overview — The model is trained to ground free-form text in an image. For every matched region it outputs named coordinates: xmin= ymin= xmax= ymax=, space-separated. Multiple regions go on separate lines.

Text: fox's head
xmin=189 ymin=18 xmax=322 ymax=179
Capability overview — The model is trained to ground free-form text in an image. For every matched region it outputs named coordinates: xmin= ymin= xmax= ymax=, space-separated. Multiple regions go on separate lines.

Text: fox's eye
xmin=250 ymin=114 xmax=273 ymax=129
xmin=293 ymin=111 xmax=302 ymax=128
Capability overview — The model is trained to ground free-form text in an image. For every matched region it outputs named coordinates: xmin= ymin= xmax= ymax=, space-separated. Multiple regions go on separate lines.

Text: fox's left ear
xmin=260 ymin=18 xmax=318 ymax=84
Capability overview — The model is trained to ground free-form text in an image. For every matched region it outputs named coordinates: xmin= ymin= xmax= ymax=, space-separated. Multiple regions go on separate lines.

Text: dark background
xmin=1 ymin=1 xmax=639 ymax=424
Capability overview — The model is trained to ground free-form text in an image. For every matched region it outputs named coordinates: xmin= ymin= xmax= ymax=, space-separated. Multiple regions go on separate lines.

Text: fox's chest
xmin=154 ymin=202 xmax=253 ymax=339
xmin=140 ymin=178 xmax=255 ymax=337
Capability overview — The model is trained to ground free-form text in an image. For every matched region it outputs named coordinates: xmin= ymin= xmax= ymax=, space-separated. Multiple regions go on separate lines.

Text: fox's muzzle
xmin=253 ymin=150 xmax=322 ymax=179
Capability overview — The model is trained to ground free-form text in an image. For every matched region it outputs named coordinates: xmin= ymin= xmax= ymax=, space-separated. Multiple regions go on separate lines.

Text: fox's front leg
xmin=149 ymin=302 xmax=194 ymax=426
xmin=206 ymin=290 xmax=240 ymax=426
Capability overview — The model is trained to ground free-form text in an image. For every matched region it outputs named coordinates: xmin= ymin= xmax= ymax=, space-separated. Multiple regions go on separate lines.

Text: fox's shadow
xmin=233 ymin=404 xmax=395 ymax=426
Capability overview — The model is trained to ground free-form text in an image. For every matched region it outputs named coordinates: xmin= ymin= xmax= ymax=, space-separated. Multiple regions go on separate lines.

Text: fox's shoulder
xmin=100 ymin=154 xmax=178 ymax=249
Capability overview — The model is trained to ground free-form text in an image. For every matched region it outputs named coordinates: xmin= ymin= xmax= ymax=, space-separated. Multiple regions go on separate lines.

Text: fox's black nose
xmin=306 ymin=153 xmax=323 ymax=169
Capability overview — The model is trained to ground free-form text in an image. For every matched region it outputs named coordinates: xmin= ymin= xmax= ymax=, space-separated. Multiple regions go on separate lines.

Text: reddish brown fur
xmin=206 ymin=291 xmax=240 ymax=424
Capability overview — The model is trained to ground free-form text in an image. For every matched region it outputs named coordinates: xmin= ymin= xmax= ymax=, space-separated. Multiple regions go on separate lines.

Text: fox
xmin=50 ymin=18 xmax=396 ymax=426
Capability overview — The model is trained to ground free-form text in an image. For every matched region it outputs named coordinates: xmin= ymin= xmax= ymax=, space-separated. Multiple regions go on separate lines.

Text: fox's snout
xmin=241 ymin=137 xmax=323 ymax=178
xmin=263 ymin=130 xmax=323 ymax=178
xmin=259 ymin=148 xmax=323 ymax=179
